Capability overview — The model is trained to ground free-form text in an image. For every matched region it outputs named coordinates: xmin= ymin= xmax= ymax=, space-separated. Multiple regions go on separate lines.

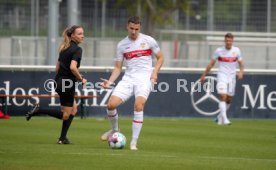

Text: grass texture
xmin=0 ymin=117 xmax=275 ymax=170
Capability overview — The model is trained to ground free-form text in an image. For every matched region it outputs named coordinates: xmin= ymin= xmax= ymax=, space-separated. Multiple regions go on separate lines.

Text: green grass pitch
xmin=0 ymin=117 xmax=276 ymax=170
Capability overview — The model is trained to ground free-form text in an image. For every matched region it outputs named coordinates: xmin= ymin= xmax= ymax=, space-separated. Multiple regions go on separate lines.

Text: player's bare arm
xmin=70 ymin=60 xmax=87 ymax=84
xmin=237 ymin=60 xmax=244 ymax=80
xmin=151 ymin=51 xmax=164 ymax=82
xmin=200 ymin=59 xmax=216 ymax=82
xmin=55 ymin=61 xmax=60 ymax=73
xmin=101 ymin=60 xmax=123 ymax=88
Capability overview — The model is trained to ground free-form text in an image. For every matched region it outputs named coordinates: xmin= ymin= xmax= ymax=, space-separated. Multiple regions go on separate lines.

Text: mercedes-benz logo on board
xmin=190 ymin=76 xmax=220 ymax=116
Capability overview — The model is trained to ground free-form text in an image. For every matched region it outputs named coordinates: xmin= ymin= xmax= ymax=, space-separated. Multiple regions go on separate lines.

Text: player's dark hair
xmin=59 ymin=25 xmax=83 ymax=52
xmin=225 ymin=33 xmax=234 ymax=39
xmin=128 ymin=16 xmax=141 ymax=25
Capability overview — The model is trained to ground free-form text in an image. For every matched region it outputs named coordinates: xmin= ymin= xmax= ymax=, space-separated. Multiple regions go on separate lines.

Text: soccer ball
xmin=108 ymin=132 xmax=126 ymax=149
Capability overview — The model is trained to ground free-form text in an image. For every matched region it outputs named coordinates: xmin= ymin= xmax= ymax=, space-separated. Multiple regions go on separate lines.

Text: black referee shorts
xmin=57 ymin=90 xmax=75 ymax=107
xmin=55 ymin=77 xmax=75 ymax=107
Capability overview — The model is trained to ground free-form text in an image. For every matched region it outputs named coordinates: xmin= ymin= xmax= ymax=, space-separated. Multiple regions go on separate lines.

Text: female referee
xmin=26 ymin=25 xmax=87 ymax=144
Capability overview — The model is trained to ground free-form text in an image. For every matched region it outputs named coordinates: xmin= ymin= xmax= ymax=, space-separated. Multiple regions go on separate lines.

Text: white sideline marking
xmin=50 ymin=151 xmax=177 ymax=158
xmin=62 ymin=152 xmax=276 ymax=162
xmin=6 ymin=150 xmax=276 ymax=163
xmin=198 ymin=155 xmax=276 ymax=162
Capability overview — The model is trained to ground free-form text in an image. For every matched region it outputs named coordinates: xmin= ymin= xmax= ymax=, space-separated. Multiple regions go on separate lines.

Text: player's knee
xmin=226 ymin=96 xmax=232 ymax=103
xmin=72 ymin=108 xmax=77 ymax=115
xmin=107 ymin=102 xmax=117 ymax=110
xmin=62 ymin=113 xmax=70 ymax=120
xmin=220 ymin=95 xmax=227 ymax=101
xmin=226 ymin=99 xmax=232 ymax=104
xmin=134 ymin=103 xmax=144 ymax=112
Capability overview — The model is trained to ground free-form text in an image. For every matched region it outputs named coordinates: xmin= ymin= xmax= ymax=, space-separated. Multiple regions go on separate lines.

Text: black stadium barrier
xmin=0 ymin=69 xmax=276 ymax=118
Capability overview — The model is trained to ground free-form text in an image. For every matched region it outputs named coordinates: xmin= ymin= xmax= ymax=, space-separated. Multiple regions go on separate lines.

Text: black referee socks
xmin=37 ymin=108 xmax=63 ymax=119
xmin=59 ymin=114 xmax=74 ymax=140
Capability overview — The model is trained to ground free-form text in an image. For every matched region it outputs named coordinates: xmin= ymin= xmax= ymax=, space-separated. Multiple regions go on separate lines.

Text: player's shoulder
xmin=73 ymin=46 xmax=82 ymax=54
xmin=74 ymin=44 xmax=82 ymax=51
xmin=69 ymin=42 xmax=82 ymax=53
xmin=231 ymin=46 xmax=241 ymax=51
xmin=117 ymin=36 xmax=129 ymax=48
xmin=139 ymin=33 xmax=155 ymax=41
xmin=215 ymin=46 xmax=225 ymax=52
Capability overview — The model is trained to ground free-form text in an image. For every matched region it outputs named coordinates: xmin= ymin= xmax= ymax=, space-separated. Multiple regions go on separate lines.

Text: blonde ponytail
xmin=59 ymin=28 xmax=71 ymax=52
xmin=59 ymin=25 xmax=82 ymax=52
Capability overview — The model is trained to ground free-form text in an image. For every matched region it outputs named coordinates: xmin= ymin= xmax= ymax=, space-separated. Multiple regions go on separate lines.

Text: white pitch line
xmin=198 ymin=155 xmax=276 ymax=162
xmin=50 ymin=151 xmax=177 ymax=158
xmin=48 ymin=151 xmax=276 ymax=162
xmin=51 ymin=151 xmax=124 ymax=156
xmin=5 ymin=150 xmax=275 ymax=163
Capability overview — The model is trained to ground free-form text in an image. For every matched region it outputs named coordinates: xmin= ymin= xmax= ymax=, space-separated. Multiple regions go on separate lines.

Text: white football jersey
xmin=213 ymin=46 xmax=242 ymax=77
xmin=116 ymin=33 xmax=160 ymax=77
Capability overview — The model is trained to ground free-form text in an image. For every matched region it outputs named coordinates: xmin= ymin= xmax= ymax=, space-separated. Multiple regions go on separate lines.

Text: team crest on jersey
xmin=232 ymin=52 xmax=237 ymax=57
xmin=140 ymin=43 xmax=145 ymax=49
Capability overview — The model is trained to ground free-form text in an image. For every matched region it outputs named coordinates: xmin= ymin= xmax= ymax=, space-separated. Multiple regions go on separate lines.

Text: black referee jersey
xmin=57 ymin=41 xmax=82 ymax=80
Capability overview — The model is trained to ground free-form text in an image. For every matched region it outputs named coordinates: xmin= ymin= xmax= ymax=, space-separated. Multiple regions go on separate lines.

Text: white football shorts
xmin=111 ymin=76 xmax=152 ymax=102
xmin=216 ymin=75 xmax=236 ymax=96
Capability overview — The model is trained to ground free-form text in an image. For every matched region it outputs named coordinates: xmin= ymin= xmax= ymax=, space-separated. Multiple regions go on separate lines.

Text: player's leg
xmin=226 ymin=96 xmax=233 ymax=105
xmin=26 ymin=103 xmax=64 ymax=121
xmin=216 ymin=81 xmax=230 ymax=125
xmin=224 ymin=78 xmax=236 ymax=125
xmin=227 ymin=77 xmax=236 ymax=105
xmin=226 ymin=95 xmax=233 ymax=112
xmin=58 ymin=99 xmax=77 ymax=144
xmin=219 ymin=94 xmax=231 ymax=124
xmin=101 ymin=80 xmax=133 ymax=141
xmin=26 ymin=90 xmax=74 ymax=121
xmin=130 ymin=78 xmax=151 ymax=150
xmin=130 ymin=96 xmax=146 ymax=150
xmin=26 ymin=78 xmax=72 ymax=121
xmin=107 ymin=96 xmax=123 ymax=130
xmin=100 ymin=96 xmax=123 ymax=141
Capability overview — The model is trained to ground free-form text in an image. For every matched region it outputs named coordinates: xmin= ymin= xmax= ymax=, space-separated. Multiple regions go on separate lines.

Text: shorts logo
xmin=190 ymin=76 xmax=220 ymax=116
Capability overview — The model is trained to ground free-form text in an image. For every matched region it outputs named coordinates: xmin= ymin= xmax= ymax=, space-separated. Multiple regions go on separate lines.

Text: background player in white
xmin=200 ymin=33 xmax=244 ymax=125
xmin=100 ymin=16 xmax=164 ymax=150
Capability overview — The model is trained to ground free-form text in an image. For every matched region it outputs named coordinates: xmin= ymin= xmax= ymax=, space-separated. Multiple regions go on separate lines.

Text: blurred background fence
xmin=0 ymin=0 xmax=275 ymax=68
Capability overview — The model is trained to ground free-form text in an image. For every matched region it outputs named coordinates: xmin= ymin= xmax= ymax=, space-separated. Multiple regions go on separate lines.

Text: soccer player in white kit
xmin=100 ymin=16 xmax=164 ymax=150
xmin=200 ymin=33 xmax=244 ymax=125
